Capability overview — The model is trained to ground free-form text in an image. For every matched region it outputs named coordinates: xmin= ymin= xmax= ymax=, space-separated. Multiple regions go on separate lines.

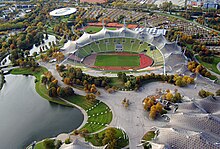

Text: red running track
xmin=139 ymin=54 xmax=153 ymax=69
xmin=83 ymin=53 xmax=153 ymax=71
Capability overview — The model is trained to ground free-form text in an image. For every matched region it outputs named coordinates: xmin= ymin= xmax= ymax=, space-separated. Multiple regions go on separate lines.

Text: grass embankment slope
xmin=34 ymin=141 xmax=44 ymax=149
xmin=10 ymin=67 xmax=71 ymax=106
xmin=195 ymin=55 xmax=220 ymax=75
xmin=66 ymin=95 xmax=112 ymax=133
xmin=95 ymin=55 xmax=140 ymax=67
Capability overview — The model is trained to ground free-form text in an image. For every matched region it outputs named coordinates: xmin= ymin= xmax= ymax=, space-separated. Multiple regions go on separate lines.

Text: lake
xmin=0 ymin=75 xmax=83 ymax=149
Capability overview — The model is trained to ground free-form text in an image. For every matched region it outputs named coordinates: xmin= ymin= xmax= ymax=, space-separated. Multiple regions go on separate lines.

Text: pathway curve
xmin=39 ymin=61 xmax=220 ymax=149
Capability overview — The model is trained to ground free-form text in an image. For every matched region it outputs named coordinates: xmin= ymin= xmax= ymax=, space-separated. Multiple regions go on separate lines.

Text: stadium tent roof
xmin=91 ymin=27 xmax=108 ymax=40
xmin=70 ymin=26 xmax=157 ymax=48
xmin=160 ymin=42 xmax=182 ymax=57
xmin=119 ymin=27 xmax=139 ymax=38
xmin=151 ymin=34 xmax=167 ymax=49
xmin=137 ymin=28 xmax=154 ymax=43
xmin=50 ymin=7 xmax=77 ymax=17
xmin=75 ymin=32 xmax=93 ymax=47
xmin=63 ymin=26 xmax=187 ymax=71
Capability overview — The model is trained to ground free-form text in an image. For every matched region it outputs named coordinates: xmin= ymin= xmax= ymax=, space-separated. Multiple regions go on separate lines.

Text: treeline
xmin=40 ymin=42 xmax=64 ymax=63
xmin=9 ymin=48 xmax=38 ymax=70
xmin=118 ymin=72 xmax=194 ymax=91
xmin=198 ymin=89 xmax=220 ymax=98
xmin=57 ymin=65 xmax=111 ymax=91
xmin=0 ymin=22 xmax=25 ymax=32
xmin=41 ymin=71 xmax=74 ymax=98
xmin=188 ymin=61 xmax=212 ymax=78
xmin=0 ymin=1 xmax=55 ymax=66
xmin=57 ymin=65 xmax=195 ymax=93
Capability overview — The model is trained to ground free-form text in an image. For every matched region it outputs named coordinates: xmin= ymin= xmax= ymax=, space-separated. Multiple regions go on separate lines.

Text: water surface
xmin=0 ymin=75 xmax=83 ymax=149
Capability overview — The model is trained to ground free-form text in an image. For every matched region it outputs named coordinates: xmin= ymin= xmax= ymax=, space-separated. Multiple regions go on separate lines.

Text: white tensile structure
xmin=50 ymin=7 xmax=77 ymax=17
xmin=64 ymin=26 xmax=187 ymax=74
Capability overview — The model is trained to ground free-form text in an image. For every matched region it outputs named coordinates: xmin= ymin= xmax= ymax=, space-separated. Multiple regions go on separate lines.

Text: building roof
xmin=50 ymin=7 xmax=77 ymax=17
xmin=62 ymin=26 xmax=186 ymax=73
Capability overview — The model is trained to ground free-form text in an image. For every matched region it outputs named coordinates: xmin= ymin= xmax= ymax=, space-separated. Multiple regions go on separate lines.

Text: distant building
xmin=203 ymin=0 xmax=219 ymax=9
xmin=187 ymin=0 xmax=220 ymax=8
xmin=187 ymin=0 xmax=204 ymax=7
xmin=134 ymin=28 xmax=167 ymax=36
xmin=14 ymin=4 xmax=35 ymax=9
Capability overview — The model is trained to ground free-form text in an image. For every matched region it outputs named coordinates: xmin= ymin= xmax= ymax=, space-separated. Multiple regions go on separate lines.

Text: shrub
xmin=198 ymin=89 xmax=214 ymax=98
xmin=55 ymin=140 xmax=62 ymax=149
xmin=43 ymin=139 xmax=55 ymax=149
xmin=216 ymin=89 xmax=220 ymax=96
xmin=65 ymin=138 xmax=71 ymax=144
xmin=160 ymin=109 xmax=167 ymax=115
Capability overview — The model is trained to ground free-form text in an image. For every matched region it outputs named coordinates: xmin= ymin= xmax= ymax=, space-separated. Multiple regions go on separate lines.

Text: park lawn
xmin=10 ymin=67 xmax=71 ymax=106
xmin=95 ymin=55 xmax=140 ymax=67
xmin=65 ymin=94 xmax=94 ymax=110
xmin=109 ymin=77 xmax=125 ymax=89
xmin=65 ymin=95 xmax=112 ymax=133
xmin=142 ymin=131 xmax=155 ymax=141
xmin=85 ymin=127 xmax=129 ymax=148
xmin=34 ymin=142 xmax=45 ymax=149
xmin=85 ymin=26 xmax=116 ymax=33
xmin=195 ymin=55 xmax=220 ymax=75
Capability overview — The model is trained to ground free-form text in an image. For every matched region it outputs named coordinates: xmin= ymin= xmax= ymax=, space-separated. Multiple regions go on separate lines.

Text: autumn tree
xmin=166 ymin=92 xmax=173 ymax=101
xmin=155 ymin=102 xmax=163 ymax=113
xmin=149 ymin=105 xmax=157 ymax=119
xmin=102 ymin=128 xmax=117 ymax=148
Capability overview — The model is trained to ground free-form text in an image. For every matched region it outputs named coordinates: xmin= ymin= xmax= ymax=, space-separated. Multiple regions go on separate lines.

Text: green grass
xmin=34 ymin=142 xmax=45 ymax=149
xmin=195 ymin=55 xmax=220 ymax=75
xmin=65 ymin=95 xmax=112 ymax=133
xmin=95 ymin=55 xmax=140 ymax=67
xmin=85 ymin=127 xmax=129 ymax=148
xmin=109 ymin=77 xmax=125 ymax=88
xmin=85 ymin=26 xmax=116 ymax=33
xmin=10 ymin=67 xmax=71 ymax=106
xmin=142 ymin=131 xmax=155 ymax=141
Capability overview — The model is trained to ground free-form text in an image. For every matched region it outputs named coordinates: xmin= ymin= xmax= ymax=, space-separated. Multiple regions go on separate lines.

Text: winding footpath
xmin=40 ymin=61 xmax=220 ymax=149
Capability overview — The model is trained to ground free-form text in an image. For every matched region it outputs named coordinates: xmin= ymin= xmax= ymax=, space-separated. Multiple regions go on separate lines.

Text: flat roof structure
xmin=49 ymin=7 xmax=77 ymax=17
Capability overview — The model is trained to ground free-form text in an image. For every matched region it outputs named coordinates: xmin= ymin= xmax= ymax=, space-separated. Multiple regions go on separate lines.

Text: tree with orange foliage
xmin=166 ymin=92 xmax=173 ymax=101
xmin=149 ymin=105 xmax=157 ymax=119
xmin=64 ymin=77 xmax=71 ymax=85
xmin=147 ymin=99 xmax=154 ymax=110
xmin=155 ymin=102 xmax=163 ymax=113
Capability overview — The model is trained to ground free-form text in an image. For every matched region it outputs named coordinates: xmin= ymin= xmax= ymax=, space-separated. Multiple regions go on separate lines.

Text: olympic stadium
xmin=63 ymin=26 xmax=187 ymax=74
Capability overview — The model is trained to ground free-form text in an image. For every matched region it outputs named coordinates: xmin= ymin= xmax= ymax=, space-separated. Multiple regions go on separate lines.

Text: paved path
xmin=39 ymin=61 xmax=220 ymax=149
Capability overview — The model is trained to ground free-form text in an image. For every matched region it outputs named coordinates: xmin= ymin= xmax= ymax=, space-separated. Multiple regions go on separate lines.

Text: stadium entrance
xmin=115 ymin=44 xmax=123 ymax=51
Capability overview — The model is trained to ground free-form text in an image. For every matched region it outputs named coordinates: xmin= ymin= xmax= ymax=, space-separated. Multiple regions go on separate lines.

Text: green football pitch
xmin=94 ymin=55 xmax=140 ymax=67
